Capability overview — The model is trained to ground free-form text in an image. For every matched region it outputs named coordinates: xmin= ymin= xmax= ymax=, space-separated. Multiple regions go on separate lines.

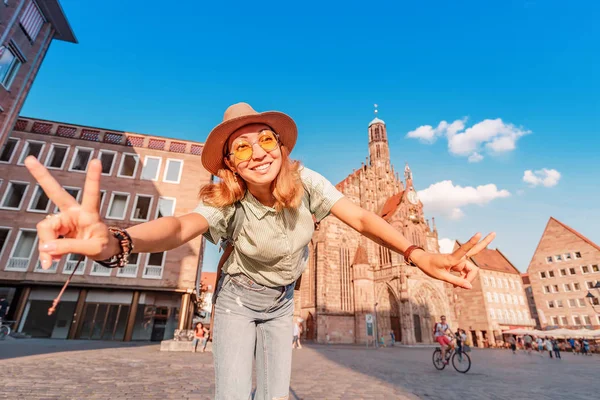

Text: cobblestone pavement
xmin=0 ymin=339 xmax=597 ymax=399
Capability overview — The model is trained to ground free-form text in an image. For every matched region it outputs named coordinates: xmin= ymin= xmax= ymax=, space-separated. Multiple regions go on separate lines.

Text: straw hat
xmin=201 ymin=102 xmax=298 ymax=175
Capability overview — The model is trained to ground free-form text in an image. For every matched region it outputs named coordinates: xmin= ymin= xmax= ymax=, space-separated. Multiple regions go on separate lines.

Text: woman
xmin=192 ymin=322 xmax=209 ymax=353
xmin=26 ymin=102 xmax=494 ymax=400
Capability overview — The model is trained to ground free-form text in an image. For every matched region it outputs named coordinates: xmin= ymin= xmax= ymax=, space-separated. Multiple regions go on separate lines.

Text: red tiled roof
xmin=380 ymin=191 xmax=404 ymax=220
xmin=470 ymin=248 xmax=520 ymax=275
xmin=521 ymin=273 xmax=530 ymax=285
xmin=201 ymin=272 xmax=217 ymax=293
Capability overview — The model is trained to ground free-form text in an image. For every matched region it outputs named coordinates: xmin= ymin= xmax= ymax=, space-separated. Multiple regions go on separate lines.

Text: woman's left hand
xmin=411 ymin=232 xmax=496 ymax=289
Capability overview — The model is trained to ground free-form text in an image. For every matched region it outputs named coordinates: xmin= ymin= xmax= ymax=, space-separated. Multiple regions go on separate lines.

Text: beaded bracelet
xmin=95 ymin=227 xmax=134 ymax=268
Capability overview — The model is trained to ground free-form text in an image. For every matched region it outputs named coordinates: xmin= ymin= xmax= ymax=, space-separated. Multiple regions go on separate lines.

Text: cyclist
xmin=433 ymin=315 xmax=454 ymax=364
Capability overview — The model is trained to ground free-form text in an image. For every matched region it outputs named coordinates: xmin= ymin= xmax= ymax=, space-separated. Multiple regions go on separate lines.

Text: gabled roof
xmin=380 ymin=191 xmax=404 ymax=220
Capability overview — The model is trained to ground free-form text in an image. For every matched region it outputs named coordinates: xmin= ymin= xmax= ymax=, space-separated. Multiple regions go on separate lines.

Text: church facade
xmin=295 ymin=113 xmax=457 ymax=345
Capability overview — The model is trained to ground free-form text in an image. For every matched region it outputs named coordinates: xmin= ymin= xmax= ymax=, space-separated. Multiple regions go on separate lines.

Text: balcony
xmin=6 ymin=257 xmax=31 ymax=271
xmin=34 ymin=259 xmax=58 ymax=273
xmin=143 ymin=266 xmax=163 ymax=279
xmin=117 ymin=264 xmax=138 ymax=278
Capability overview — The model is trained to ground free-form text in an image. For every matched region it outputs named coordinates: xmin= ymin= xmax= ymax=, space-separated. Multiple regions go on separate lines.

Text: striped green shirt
xmin=194 ymin=167 xmax=344 ymax=287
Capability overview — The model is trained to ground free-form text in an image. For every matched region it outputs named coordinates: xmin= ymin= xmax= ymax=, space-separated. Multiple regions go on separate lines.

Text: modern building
xmin=295 ymin=111 xmax=457 ymax=345
xmin=1 ymin=0 xmax=77 ymax=148
xmin=526 ymin=217 xmax=600 ymax=329
xmin=452 ymin=243 xmax=535 ymax=347
xmin=0 ymin=116 xmax=210 ymax=341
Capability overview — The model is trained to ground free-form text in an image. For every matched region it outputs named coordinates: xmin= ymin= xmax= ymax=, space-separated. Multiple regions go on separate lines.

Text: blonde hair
xmin=199 ymin=146 xmax=304 ymax=212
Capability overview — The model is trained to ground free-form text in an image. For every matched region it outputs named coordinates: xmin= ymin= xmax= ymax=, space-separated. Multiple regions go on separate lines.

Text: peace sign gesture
xmin=24 ymin=156 xmax=117 ymax=269
xmin=413 ymin=232 xmax=496 ymax=289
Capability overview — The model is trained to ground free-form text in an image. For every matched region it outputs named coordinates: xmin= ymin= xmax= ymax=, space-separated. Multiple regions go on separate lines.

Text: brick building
xmin=526 ymin=217 xmax=600 ymax=329
xmin=0 ymin=116 xmax=210 ymax=341
xmin=295 ymin=112 xmax=457 ymax=345
xmin=1 ymin=0 xmax=76 ymax=148
xmin=452 ymin=243 xmax=535 ymax=347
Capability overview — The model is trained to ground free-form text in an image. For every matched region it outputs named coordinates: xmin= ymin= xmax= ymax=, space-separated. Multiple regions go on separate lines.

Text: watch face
xmin=407 ymin=189 xmax=418 ymax=205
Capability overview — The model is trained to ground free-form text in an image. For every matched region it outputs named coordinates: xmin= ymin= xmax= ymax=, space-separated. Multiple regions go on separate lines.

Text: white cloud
xmin=522 ymin=169 xmax=561 ymax=187
xmin=406 ymin=117 xmax=531 ymax=162
xmin=418 ymin=180 xmax=510 ymax=219
xmin=468 ymin=152 xmax=484 ymax=163
xmin=438 ymin=238 xmax=456 ymax=254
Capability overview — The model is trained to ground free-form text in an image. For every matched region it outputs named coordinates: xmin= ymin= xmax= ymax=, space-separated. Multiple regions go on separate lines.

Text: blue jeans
xmin=213 ymin=273 xmax=295 ymax=400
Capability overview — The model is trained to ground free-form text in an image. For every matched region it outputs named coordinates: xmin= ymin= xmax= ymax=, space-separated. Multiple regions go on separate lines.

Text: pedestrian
xmin=523 ymin=333 xmax=533 ymax=355
xmin=455 ymin=329 xmax=463 ymax=355
xmin=582 ymin=339 xmax=590 ymax=356
xmin=508 ymin=335 xmax=516 ymax=354
xmin=292 ymin=320 xmax=302 ymax=349
xmin=192 ymin=322 xmax=209 ymax=353
xmin=390 ymin=330 xmax=396 ymax=347
xmin=544 ymin=337 xmax=553 ymax=358
xmin=568 ymin=337 xmax=576 ymax=354
xmin=25 ymin=102 xmax=495 ymax=400
xmin=537 ymin=337 xmax=544 ymax=353
xmin=0 ymin=296 xmax=9 ymax=323
xmin=552 ymin=338 xmax=561 ymax=359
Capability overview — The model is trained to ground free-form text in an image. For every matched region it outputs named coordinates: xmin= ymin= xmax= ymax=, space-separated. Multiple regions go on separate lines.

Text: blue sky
xmin=22 ymin=0 xmax=599 ymax=272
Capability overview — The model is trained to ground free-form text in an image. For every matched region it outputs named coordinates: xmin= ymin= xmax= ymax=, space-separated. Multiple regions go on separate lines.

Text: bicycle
xmin=0 ymin=320 xmax=14 ymax=340
xmin=432 ymin=343 xmax=471 ymax=373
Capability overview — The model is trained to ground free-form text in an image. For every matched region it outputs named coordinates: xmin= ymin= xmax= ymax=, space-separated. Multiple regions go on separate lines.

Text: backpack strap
xmin=208 ymin=202 xmax=244 ymax=340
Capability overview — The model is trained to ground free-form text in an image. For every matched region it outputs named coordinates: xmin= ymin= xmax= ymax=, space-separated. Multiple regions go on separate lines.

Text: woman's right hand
xmin=24 ymin=156 xmax=119 ymax=269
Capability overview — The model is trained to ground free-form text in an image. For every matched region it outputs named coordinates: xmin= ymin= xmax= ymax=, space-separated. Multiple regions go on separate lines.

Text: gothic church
xmin=296 ymin=112 xmax=457 ymax=345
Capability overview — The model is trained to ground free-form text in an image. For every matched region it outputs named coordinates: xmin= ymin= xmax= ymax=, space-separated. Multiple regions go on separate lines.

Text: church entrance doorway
xmin=413 ymin=314 xmax=422 ymax=343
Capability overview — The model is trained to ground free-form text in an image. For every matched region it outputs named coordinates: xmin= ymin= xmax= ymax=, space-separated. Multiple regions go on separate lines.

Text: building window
xmin=551 ymin=316 xmax=559 ymax=325
xmin=98 ymin=190 xmax=106 ymax=213
xmin=548 ymin=270 xmax=555 ymax=278
xmin=543 ymin=285 xmax=550 ymax=294
xmin=155 ymin=197 xmax=176 ymax=218
xmin=583 ymin=315 xmax=591 ymax=325
xmin=490 ymin=277 xmax=496 ymax=287
xmin=503 ymin=278 xmax=509 ymax=289
xmin=117 ymin=153 xmax=139 ymax=178
xmin=486 ymin=292 xmax=492 ymax=302
xmin=540 ymin=272 xmax=546 ymax=279
xmin=141 ymin=156 xmax=161 ymax=181
xmin=586 ymin=281 xmax=594 ymax=290
xmin=569 ymin=267 xmax=576 ymax=275
xmin=63 ymin=253 xmax=85 ymax=275
xmin=564 ymin=283 xmax=572 ymax=292
xmin=6 ymin=229 xmax=37 ymax=271
xmin=556 ymin=299 xmax=564 ymax=308
xmin=54 ymin=187 xmax=80 ymax=212
xmin=98 ymin=150 xmax=117 ymax=176
xmin=504 ymin=310 xmax=510 ymax=320
xmin=555 ymin=255 xmax=562 ymax=262
xmin=0 ymin=138 xmax=19 ymax=163
xmin=552 ymin=285 xmax=559 ymax=293
xmin=517 ymin=310 xmax=523 ymax=321
xmin=500 ymin=293 xmax=506 ymax=303
xmin=546 ymin=256 xmax=553 ymax=263
xmin=1 ymin=181 xmax=29 ymax=209
xmin=27 ymin=185 xmax=51 ymax=213
xmin=564 ymin=253 xmax=572 ymax=261
xmin=592 ymin=265 xmax=599 ymax=273
xmin=493 ymin=292 xmax=499 ymax=302
xmin=117 ymin=253 xmax=139 ymax=278
xmin=340 ymin=248 xmax=352 ymax=311
xmin=483 ymin=276 xmax=489 ymax=286
xmin=559 ymin=316 xmax=567 ymax=326
xmin=18 ymin=140 xmax=45 ymax=165
xmin=510 ymin=280 xmax=515 ymax=289
xmin=143 ymin=252 xmax=165 ymax=279
xmin=573 ymin=315 xmax=581 ymax=325
xmin=548 ymin=300 xmax=555 ymax=308
xmin=0 ymin=46 xmax=22 ymax=89
xmin=573 ymin=282 xmax=581 ymax=291
xmin=512 ymin=294 xmax=518 ymax=304
xmin=519 ymin=296 xmax=524 ymax=305
xmin=90 ymin=261 xmax=113 ymax=276
xmin=581 ymin=265 xmax=590 ymax=274
xmin=44 ymin=144 xmax=69 ymax=169
xmin=578 ymin=298 xmax=586 ymax=307
xmin=574 ymin=252 xmax=582 ymax=259
xmin=131 ymin=194 xmax=153 ymax=221
xmin=163 ymin=159 xmax=183 ymax=183
xmin=69 ymin=147 xmax=93 ymax=172
xmin=568 ymin=299 xmax=577 ymax=308
xmin=19 ymin=1 xmax=45 ymax=42
xmin=559 ymin=269 xmax=567 ymax=277
xmin=489 ymin=309 xmax=495 ymax=319
xmin=0 ymin=228 xmax=11 ymax=261
xmin=106 ymin=193 xmax=130 ymax=220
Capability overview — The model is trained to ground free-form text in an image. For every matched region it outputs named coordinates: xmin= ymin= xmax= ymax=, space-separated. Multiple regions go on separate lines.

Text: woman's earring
xmin=233 ymin=172 xmax=238 ymax=183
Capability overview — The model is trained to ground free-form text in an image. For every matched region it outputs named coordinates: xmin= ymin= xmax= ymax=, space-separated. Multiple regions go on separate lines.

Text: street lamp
xmin=585 ymin=280 xmax=600 ymax=313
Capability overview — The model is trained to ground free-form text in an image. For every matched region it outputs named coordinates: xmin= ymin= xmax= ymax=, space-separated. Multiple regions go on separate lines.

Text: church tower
xmin=368 ymin=105 xmax=391 ymax=173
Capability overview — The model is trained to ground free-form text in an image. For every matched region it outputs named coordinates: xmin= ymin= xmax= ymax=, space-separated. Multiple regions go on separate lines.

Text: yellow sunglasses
xmin=226 ymin=129 xmax=280 ymax=161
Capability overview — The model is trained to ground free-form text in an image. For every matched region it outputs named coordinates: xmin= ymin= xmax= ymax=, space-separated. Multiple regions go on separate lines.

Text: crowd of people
xmin=505 ymin=334 xmax=593 ymax=357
